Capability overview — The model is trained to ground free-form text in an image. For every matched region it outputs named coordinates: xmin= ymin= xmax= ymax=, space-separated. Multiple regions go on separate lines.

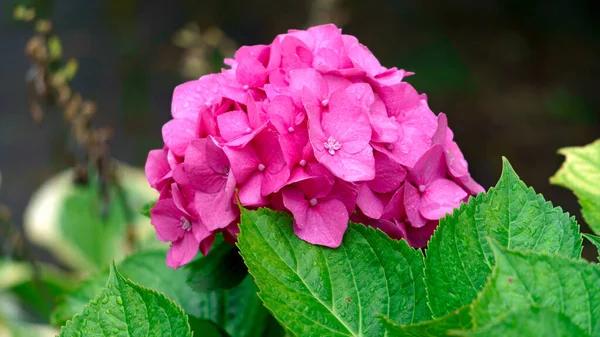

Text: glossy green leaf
xmin=451 ymin=306 xmax=587 ymax=337
xmin=52 ymin=249 xmax=278 ymax=337
xmin=382 ymin=305 xmax=471 ymax=337
xmin=425 ymin=158 xmax=582 ymax=317
xmin=186 ymin=240 xmax=248 ymax=292
xmin=584 ymin=234 xmax=600 ymax=260
xmin=139 ymin=200 xmax=156 ymax=218
xmin=237 ymin=207 xmax=430 ymax=337
xmin=551 ymin=140 xmax=600 ymax=233
xmin=470 ymin=242 xmax=600 ymax=336
xmin=58 ymin=262 xmax=191 ymax=337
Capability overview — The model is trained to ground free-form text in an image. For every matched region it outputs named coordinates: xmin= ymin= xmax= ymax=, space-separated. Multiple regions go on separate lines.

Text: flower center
xmin=180 ymin=217 xmax=191 ymax=231
xmin=321 ymin=99 xmax=329 ymax=107
xmin=299 ymin=159 xmax=307 ymax=167
xmin=323 ymin=136 xmax=342 ymax=155
xmin=288 ymin=126 xmax=295 ymax=133
xmin=258 ymin=163 xmax=266 ymax=172
xmin=220 ymin=166 xmax=230 ymax=179
xmin=243 ymin=84 xmax=250 ymax=90
xmin=244 ymin=127 xmax=252 ymax=134
xmin=309 ymin=198 xmax=318 ymax=206
xmin=386 ymin=143 xmax=394 ymax=151
xmin=418 ymin=185 xmax=427 ymax=193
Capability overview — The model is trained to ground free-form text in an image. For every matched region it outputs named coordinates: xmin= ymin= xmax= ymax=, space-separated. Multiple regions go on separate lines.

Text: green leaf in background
xmin=470 ymin=241 xmax=600 ymax=336
xmin=58 ymin=262 xmax=192 ymax=337
xmin=188 ymin=317 xmax=231 ymax=337
xmin=52 ymin=249 xmax=279 ymax=337
xmin=186 ymin=240 xmax=248 ymax=292
xmin=425 ymin=158 xmax=582 ymax=318
xmin=584 ymin=234 xmax=600 ymax=260
xmin=551 ymin=139 xmax=600 ymax=234
xmin=237 ymin=207 xmax=431 ymax=337
xmin=23 ymin=165 xmax=159 ymax=272
xmin=451 ymin=306 xmax=587 ymax=337
xmin=139 ymin=200 xmax=156 ymax=218
xmin=381 ymin=306 xmax=471 ymax=337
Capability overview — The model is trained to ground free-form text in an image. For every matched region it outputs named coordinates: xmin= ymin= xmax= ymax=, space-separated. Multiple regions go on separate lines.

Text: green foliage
xmin=470 ymin=242 xmax=600 ymax=335
xmin=52 ymin=249 xmax=278 ymax=337
xmin=139 ymin=200 xmax=156 ymax=218
xmin=381 ymin=306 xmax=471 ymax=337
xmin=551 ymin=139 xmax=600 ymax=233
xmin=425 ymin=158 xmax=581 ymax=317
xmin=58 ymin=262 xmax=192 ymax=337
xmin=584 ymin=234 xmax=600 ymax=260
xmin=452 ymin=306 xmax=586 ymax=337
xmin=186 ymin=240 xmax=248 ymax=292
xmin=237 ymin=207 xmax=430 ymax=337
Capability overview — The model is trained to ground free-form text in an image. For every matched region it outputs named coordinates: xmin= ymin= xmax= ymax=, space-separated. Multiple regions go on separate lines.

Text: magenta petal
xmin=171 ymin=77 xmax=221 ymax=120
xmin=166 ymin=233 xmax=199 ymax=269
xmin=145 ymin=149 xmax=171 ymax=190
xmin=217 ymin=110 xmax=251 ymax=142
xmin=282 ymin=186 xmax=309 ymax=228
xmin=238 ymin=172 xmax=268 ymax=207
xmin=356 ymin=184 xmax=384 ymax=219
xmin=321 ymin=106 xmax=372 ymax=154
xmin=162 ymin=119 xmax=196 ymax=157
xmin=410 ymin=145 xmax=447 ymax=186
xmin=194 ymin=173 xmax=238 ymax=230
xmin=223 ymin=144 xmax=261 ymax=185
xmin=398 ymin=220 xmax=438 ymax=248
xmin=150 ymin=199 xmax=185 ymax=242
xmin=419 ymin=179 xmax=467 ymax=220
xmin=404 ymin=183 xmax=427 ymax=228
xmin=316 ymin=146 xmax=375 ymax=182
xmin=184 ymin=139 xmax=228 ymax=193
xmin=199 ymin=234 xmax=217 ymax=256
xmin=368 ymin=151 xmax=407 ymax=193
xmin=293 ymin=198 xmax=348 ymax=248
xmin=382 ymin=186 xmax=406 ymax=220
xmin=288 ymin=68 xmax=327 ymax=107
xmin=236 ymin=57 xmax=267 ymax=88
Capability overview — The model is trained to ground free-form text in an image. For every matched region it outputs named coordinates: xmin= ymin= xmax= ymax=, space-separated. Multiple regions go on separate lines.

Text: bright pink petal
xmin=150 ymin=199 xmax=185 ymax=242
xmin=404 ymin=183 xmax=427 ymax=228
xmin=145 ymin=149 xmax=171 ymax=190
xmin=216 ymin=110 xmax=251 ymax=142
xmin=356 ymin=183 xmax=384 ymax=219
xmin=316 ymin=145 xmax=375 ymax=182
xmin=288 ymin=68 xmax=327 ymax=107
xmin=166 ymin=233 xmax=199 ymax=269
xmin=293 ymin=198 xmax=348 ymax=248
xmin=238 ymin=172 xmax=268 ymax=207
xmin=368 ymin=151 xmax=407 ymax=193
xmin=282 ymin=186 xmax=309 ymax=228
xmin=171 ymin=76 xmax=221 ymax=120
xmin=199 ymin=234 xmax=217 ymax=256
xmin=236 ymin=57 xmax=267 ymax=88
xmin=194 ymin=171 xmax=238 ymax=230
xmin=398 ymin=220 xmax=438 ymax=248
xmin=321 ymin=106 xmax=372 ymax=153
xmin=184 ymin=139 xmax=228 ymax=193
xmin=162 ymin=119 xmax=196 ymax=157
xmin=223 ymin=144 xmax=261 ymax=185
xmin=419 ymin=179 xmax=467 ymax=220
xmin=409 ymin=145 xmax=446 ymax=186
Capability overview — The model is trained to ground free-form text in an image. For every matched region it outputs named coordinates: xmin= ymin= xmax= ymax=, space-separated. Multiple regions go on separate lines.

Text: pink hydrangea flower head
xmin=145 ymin=23 xmax=483 ymax=268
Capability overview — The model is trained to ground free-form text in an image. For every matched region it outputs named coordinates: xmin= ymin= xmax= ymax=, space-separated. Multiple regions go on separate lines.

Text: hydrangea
xmin=145 ymin=24 xmax=484 ymax=268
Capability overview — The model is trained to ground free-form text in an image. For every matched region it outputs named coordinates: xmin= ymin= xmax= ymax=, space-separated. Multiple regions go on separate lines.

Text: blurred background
xmin=1 ymin=0 xmax=599 ymax=252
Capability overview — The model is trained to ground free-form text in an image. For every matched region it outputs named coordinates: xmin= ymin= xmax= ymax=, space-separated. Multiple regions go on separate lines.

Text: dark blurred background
xmin=1 ymin=0 xmax=599 ymax=235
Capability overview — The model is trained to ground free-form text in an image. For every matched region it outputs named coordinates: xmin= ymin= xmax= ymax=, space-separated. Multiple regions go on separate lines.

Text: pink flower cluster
xmin=145 ymin=24 xmax=484 ymax=268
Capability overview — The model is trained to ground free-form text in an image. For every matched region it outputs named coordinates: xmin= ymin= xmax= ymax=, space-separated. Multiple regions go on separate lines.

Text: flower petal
xmin=419 ymin=179 xmax=467 ymax=220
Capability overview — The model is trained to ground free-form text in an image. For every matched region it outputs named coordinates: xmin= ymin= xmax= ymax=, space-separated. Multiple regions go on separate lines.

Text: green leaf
xmin=470 ymin=241 xmax=600 ymax=335
xmin=237 ymin=207 xmax=430 ymax=337
xmin=24 ymin=165 xmax=159 ymax=272
xmin=52 ymin=249 xmax=278 ymax=337
xmin=58 ymin=262 xmax=192 ymax=337
xmin=188 ymin=317 xmax=230 ymax=337
xmin=425 ymin=158 xmax=582 ymax=317
xmin=381 ymin=305 xmax=471 ymax=337
xmin=451 ymin=306 xmax=587 ymax=337
xmin=186 ymin=240 xmax=248 ymax=291
xmin=551 ymin=140 xmax=600 ymax=233
xmin=584 ymin=234 xmax=600 ymax=260
xmin=139 ymin=200 xmax=156 ymax=218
